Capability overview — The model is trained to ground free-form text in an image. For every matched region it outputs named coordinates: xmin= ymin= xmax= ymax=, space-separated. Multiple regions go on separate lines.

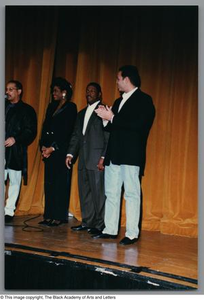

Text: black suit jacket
xmin=40 ymin=100 xmax=77 ymax=155
xmin=5 ymin=100 xmax=37 ymax=184
xmin=104 ymin=89 xmax=155 ymax=176
xmin=67 ymin=102 xmax=109 ymax=170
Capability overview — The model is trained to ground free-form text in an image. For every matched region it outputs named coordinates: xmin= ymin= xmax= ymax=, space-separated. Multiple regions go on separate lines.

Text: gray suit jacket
xmin=67 ymin=102 xmax=109 ymax=170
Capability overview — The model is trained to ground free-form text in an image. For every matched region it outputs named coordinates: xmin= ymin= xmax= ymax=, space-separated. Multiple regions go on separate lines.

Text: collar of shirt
xmin=118 ymin=87 xmax=138 ymax=112
xmin=122 ymin=87 xmax=138 ymax=101
xmin=87 ymin=100 xmax=100 ymax=110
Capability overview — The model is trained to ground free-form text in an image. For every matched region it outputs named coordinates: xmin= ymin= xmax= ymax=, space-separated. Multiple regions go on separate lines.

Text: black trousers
xmin=44 ymin=153 xmax=72 ymax=221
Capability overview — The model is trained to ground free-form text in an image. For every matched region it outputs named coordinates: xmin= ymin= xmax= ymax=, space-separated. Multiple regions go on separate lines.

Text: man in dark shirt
xmin=5 ymin=80 xmax=37 ymax=222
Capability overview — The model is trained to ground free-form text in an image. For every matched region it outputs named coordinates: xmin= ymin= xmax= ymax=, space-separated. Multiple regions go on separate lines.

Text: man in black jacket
xmin=94 ymin=65 xmax=155 ymax=245
xmin=5 ymin=80 xmax=37 ymax=222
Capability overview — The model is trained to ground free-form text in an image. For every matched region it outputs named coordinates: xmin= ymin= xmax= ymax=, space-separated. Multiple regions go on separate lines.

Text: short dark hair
xmin=51 ymin=77 xmax=73 ymax=100
xmin=7 ymin=80 xmax=23 ymax=99
xmin=86 ymin=82 xmax=102 ymax=100
xmin=86 ymin=82 xmax=102 ymax=93
xmin=119 ymin=65 xmax=141 ymax=88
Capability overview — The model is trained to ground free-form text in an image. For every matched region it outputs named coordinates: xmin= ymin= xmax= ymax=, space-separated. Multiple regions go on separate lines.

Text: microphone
xmin=5 ymin=94 xmax=8 ymax=99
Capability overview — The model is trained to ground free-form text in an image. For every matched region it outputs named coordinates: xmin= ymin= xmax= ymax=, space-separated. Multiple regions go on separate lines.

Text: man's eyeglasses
xmin=6 ymin=88 xmax=18 ymax=92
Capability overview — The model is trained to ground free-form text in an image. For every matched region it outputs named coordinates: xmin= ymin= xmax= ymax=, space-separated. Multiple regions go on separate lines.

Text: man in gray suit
xmin=66 ymin=82 xmax=109 ymax=235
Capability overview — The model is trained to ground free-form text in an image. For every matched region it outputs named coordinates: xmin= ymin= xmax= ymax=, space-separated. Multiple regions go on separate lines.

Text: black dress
xmin=40 ymin=100 xmax=77 ymax=221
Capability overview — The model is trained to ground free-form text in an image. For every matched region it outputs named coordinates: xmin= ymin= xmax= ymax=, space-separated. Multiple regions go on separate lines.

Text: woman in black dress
xmin=39 ymin=77 xmax=77 ymax=226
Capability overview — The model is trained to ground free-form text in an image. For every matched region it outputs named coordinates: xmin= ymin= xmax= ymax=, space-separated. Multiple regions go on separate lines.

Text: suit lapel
xmin=117 ymin=89 xmax=139 ymax=113
xmin=115 ymin=98 xmax=123 ymax=113
xmin=79 ymin=108 xmax=87 ymax=133
xmin=52 ymin=101 xmax=69 ymax=117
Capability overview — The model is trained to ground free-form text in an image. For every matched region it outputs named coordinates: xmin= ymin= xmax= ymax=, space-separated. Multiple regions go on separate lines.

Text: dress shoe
xmin=119 ymin=237 xmax=138 ymax=245
xmin=92 ymin=233 xmax=117 ymax=239
xmin=71 ymin=225 xmax=89 ymax=231
xmin=88 ymin=228 xmax=102 ymax=235
xmin=47 ymin=220 xmax=64 ymax=227
xmin=62 ymin=219 xmax=68 ymax=224
xmin=38 ymin=219 xmax=51 ymax=225
xmin=5 ymin=215 xmax=14 ymax=223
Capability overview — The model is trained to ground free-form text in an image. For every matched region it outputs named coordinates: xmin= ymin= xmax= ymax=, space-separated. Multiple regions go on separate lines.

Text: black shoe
xmin=88 ymin=228 xmax=102 ymax=235
xmin=5 ymin=215 xmax=14 ymax=223
xmin=92 ymin=233 xmax=117 ymax=239
xmin=47 ymin=220 xmax=64 ymax=227
xmin=119 ymin=237 xmax=138 ymax=245
xmin=62 ymin=219 xmax=68 ymax=224
xmin=71 ymin=225 xmax=89 ymax=231
xmin=38 ymin=219 xmax=51 ymax=225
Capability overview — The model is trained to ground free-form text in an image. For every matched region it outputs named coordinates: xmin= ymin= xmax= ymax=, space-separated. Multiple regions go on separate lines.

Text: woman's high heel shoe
xmin=47 ymin=220 xmax=63 ymax=227
xmin=38 ymin=219 xmax=51 ymax=225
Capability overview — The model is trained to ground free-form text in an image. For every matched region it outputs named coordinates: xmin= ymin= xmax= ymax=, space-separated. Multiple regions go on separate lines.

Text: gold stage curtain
xmin=5 ymin=7 xmax=59 ymax=215
xmin=5 ymin=6 xmax=198 ymax=237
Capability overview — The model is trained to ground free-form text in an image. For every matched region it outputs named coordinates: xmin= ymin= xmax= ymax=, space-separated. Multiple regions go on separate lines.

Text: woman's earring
xmin=62 ymin=93 xmax=66 ymax=99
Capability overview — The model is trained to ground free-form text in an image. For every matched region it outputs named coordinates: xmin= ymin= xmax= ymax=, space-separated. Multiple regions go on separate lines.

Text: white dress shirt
xmin=118 ymin=87 xmax=138 ymax=112
xmin=82 ymin=101 xmax=100 ymax=135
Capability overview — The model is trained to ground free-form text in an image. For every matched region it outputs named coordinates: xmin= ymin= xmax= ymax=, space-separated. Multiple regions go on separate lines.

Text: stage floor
xmin=5 ymin=215 xmax=198 ymax=290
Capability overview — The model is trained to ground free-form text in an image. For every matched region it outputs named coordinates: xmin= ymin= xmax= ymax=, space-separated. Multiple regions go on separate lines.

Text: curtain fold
xmin=5 ymin=6 xmax=198 ymax=237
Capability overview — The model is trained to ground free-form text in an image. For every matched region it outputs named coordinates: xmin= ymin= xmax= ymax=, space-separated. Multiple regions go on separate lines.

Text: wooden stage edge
xmin=4 ymin=215 xmax=198 ymax=291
